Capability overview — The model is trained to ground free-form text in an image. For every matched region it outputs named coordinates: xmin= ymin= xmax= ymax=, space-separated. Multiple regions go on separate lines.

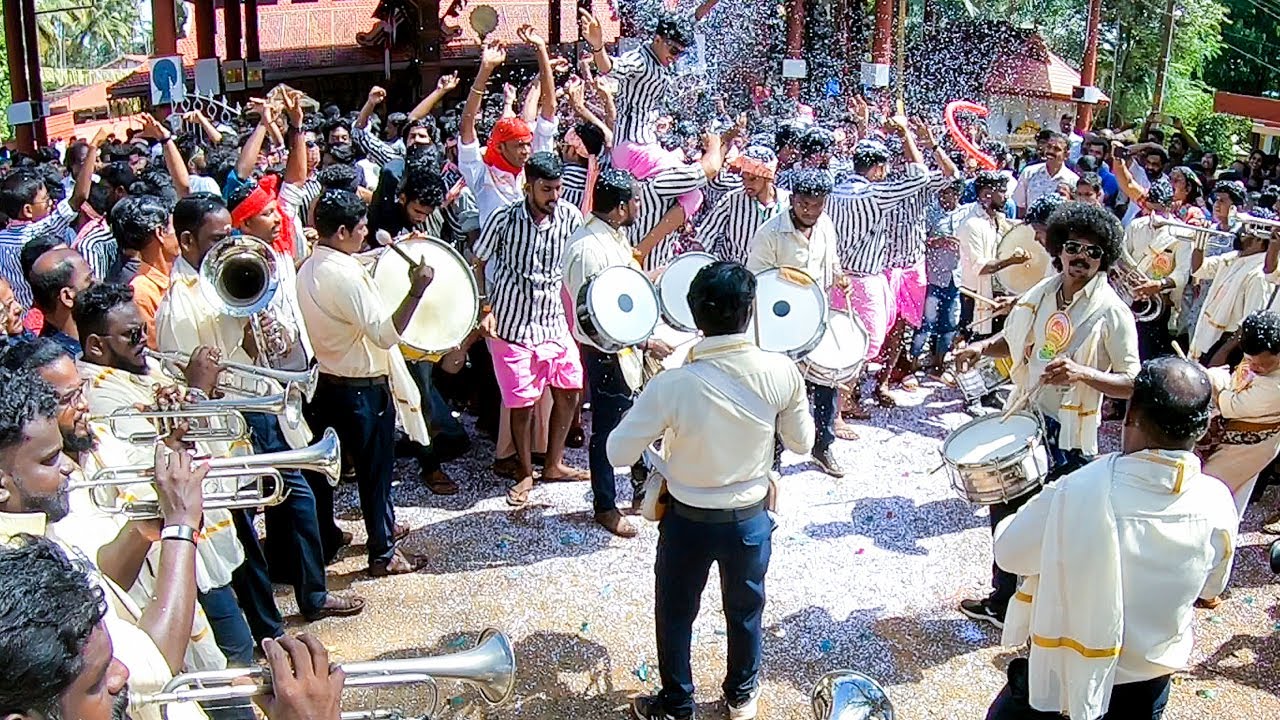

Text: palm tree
xmin=35 ymin=0 xmax=144 ymax=70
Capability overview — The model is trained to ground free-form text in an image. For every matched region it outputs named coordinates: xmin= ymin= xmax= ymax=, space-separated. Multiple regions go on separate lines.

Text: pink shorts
xmin=833 ymin=272 xmax=894 ymax=358
xmin=487 ymin=337 xmax=584 ymax=409
xmin=888 ymin=261 xmax=928 ymax=329
xmin=611 ymin=141 xmax=703 ymax=217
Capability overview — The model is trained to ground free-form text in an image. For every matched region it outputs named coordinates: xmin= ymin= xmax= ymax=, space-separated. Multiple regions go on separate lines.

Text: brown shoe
xmin=368 ymin=550 xmax=418 ymax=577
xmin=1195 ymin=595 xmax=1223 ymax=610
xmin=422 ymin=468 xmax=460 ymax=495
xmin=595 ymin=509 xmax=638 ymax=538
xmin=303 ymin=593 xmax=366 ymax=621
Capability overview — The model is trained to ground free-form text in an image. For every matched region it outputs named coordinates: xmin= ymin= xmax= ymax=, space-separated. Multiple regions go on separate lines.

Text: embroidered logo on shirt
xmin=1038 ymin=311 xmax=1074 ymax=360
xmin=1150 ymin=252 xmax=1174 ymax=280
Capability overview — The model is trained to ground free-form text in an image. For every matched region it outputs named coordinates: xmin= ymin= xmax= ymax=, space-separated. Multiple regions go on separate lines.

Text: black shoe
xmin=631 ymin=695 xmax=686 ymax=720
xmin=959 ymin=597 xmax=1005 ymax=628
xmin=812 ymin=447 xmax=845 ymax=477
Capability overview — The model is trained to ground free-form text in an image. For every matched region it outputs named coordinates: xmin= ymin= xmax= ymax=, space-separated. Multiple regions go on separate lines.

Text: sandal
xmin=842 ymin=405 xmax=872 ymax=421
xmin=506 ymin=478 xmax=534 ymax=507
xmin=541 ymin=465 xmax=590 ymax=482
xmin=423 ymin=469 xmax=459 ymax=496
xmin=900 ymin=376 xmax=920 ymax=392
xmin=835 ymin=423 xmax=860 ymax=441
xmin=875 ymin=388 xmax=898 ymax=408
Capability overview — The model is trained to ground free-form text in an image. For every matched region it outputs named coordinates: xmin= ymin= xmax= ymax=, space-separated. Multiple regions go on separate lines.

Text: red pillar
xmin=152 ymin=0 xmax=178 ymax=55
xmin=1076 ymin=0 xmax=1102 ymax=132
xmin=784 ymin=0 xmax=805 ymax=99
xmin=19 ymin=0 xmax=45 ymax=147
xmin=193 ymin=0 xmax=217 ymax=58
xmin=225 ymin=0 xmax=243 ymax=61
xmin=548 ymin=0 xmax=562 ymax=46
xmin=871 ymin=0 xmax=893 ymax=64
xmin=244 ymin=0 xmax=260 ymax=61
xmin=3 ymin=0 xmax=34 ymax=152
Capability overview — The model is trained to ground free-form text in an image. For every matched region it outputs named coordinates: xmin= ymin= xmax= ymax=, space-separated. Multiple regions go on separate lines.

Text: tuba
xmin=1109 ymin=248 xmax=1166 ymax=324
xmin=131 ymin=628 xmax=516 ymax=719
xmin=200 ymin=236 xmax=290 ymax=365
xmin=811 ymin=670 xmax=895 ymax=719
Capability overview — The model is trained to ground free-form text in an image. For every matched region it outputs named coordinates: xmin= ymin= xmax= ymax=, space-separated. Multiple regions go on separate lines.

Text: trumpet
xmin=146 ymin=349 xmax=319 ymax=402
xmin=90 ymin=384 xmax=304 ymax=444
xmin=1149 ymin=215 xmax=1237 ymax=250
xmin=70 ymin=428 xmax=342 ymax=519
xmin=1239 ymin=212 xmax=1280 ymax=237
xmin=131 ymin=628 xmax=516 ymax=719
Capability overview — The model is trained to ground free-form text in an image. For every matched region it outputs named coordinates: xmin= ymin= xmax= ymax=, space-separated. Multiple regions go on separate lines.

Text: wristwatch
xmin=160 ymin=524 xmax=198 ymax=544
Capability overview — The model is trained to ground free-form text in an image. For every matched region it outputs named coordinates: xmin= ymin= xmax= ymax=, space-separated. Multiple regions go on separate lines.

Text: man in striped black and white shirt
xmin=628 ymin=132 xmax=728 ymax=272
xmin=875 ymin=120 xmax=960 ymax=403
xmin=474 ymin=152 xmax=588 ymax=506
xmin=74 ymin=162 xmax=136 ymax=282
xmin=697 ymin=145 xmax=789 ymax=265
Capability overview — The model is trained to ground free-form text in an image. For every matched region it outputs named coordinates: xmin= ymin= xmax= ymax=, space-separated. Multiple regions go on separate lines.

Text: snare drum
xmin=955 ymin=356 xmax=1013 ymax=404
xmin=752 ymin=267 xmax=828 ymax=358
xmin=800 ymin=310 xmax=869 ymax=388
xmin=657 ymin=251 xmax=715 ymax=332
xmin=940 ymin=412 xmax=1050 ymax=505
xmin=372 ymin=237 xmax=479 ymax=361
xmin=576 ymin=265 xmax=660 ymax=353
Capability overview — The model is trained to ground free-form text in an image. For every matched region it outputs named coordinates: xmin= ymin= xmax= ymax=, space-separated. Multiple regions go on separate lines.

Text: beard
xmin=112 ymin=684 xmax=131 ymax=720
xmin=62 ymin=428 xmax=97 ymax=454
xmin=28 ymin=488 xmax=70 ymax=524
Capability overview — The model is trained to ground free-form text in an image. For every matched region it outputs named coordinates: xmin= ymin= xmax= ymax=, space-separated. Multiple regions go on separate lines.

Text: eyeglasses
xmin=122 ymin=326 xmax=145 ymax=346
xmin=1063 ymin=240 xmax=1105 ymax=260
xmin=57 ymin=381 xmax=87 ymax=408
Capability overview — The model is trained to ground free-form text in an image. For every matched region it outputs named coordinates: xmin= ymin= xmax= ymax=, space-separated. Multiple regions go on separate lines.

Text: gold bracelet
xmin=470 ymin=87 xmax=485 ymax=96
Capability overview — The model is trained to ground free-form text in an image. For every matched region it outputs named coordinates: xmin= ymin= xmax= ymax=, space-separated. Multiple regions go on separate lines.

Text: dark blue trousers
xmin=244 ymin=411 xmax=328 ymax=616
xmin=987 ymin=658 xmax=1170 ymax=719
xmin=808 ymin=382 xmax=837 ymax=453
xmin=198 ymin=583 xmax=256 ymax=666
xmin=655 ymin=507 xmax=774 ymax=718
xmin=583 ymin=347 xmax=635 ymax=514
xmin=302 ymin=377 xmax=398 ymax=565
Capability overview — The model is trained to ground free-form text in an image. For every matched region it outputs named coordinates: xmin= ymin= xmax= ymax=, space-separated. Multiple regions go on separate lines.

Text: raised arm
xmin=1110 ymin=145 xmax=1148 ymax=206
xmin=579 ymin=10 xmax=614 ymax=76
xmin=283 ymin=90 xmax=309 ymax=186
xmin=888 ymin=115 xmax=923 ymax=166
xmin=235 ymin=98 xmax=275 ymax=181
xmin=517 ymin=25 xmax=557 ymax=121
xmin=912 ymin=117 xmax=958 ymax=178
xmin=694 ymin=0 xmax=721 ymax=19
xmin=355 ymin=86 xmax=386 ymax=131
xmin=182 ymin=109 xmax=224 ymax=145
xmin=461 ymin=39 xmax=507 ymax=145
xmin=565 ymin=76 xmax=613 ymax=146
xmin=140 ymin=113 xmax=192 ymax=197
xmin=409 ymin=72 xmax=460 ymax=121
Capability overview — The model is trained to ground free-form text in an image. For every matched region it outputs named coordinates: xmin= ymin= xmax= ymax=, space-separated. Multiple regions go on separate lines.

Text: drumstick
xmin=1000 ymin=378 xmax=1044 ymax=423
xmin=387 ymin=241 xmax=423 ymax=270
xmin=1171 ymin=340 xmax=1187 ymax=360
xmin=958 ymin=287 xmax=1001 ymax=308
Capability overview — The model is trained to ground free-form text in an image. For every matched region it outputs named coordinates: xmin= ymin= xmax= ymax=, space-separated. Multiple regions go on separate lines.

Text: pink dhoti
xmin=834 ymin=272 xmax=894 ymax=358
xmin=611 ymin=141 xmax=703 ymax=217
xmin=887 ymin=261 xmax=928 ymax=329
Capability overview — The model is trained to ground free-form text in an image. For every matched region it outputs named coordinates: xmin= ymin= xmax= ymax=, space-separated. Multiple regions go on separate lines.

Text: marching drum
xmin=799 ymin=310 xmax=870 ymax=388
xmin=752 ymin=267 xmax=828 ymax=358
xmin=940 ymin=412 xmax=1050 ymax=505
xmin=954 ymin=356 xmax=1013 ymax=404
xmin=994 ymin=223 xmax=1052 ymax=296
xmin=576 ymin=265 xmax=660 ymax=353
xmin=372 ymin=237 xmax=479 ymax=361
xmin=657 ymin=251 xmax=715 ymax=332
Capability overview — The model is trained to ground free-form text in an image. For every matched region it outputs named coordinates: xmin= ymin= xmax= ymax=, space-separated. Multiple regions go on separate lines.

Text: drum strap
xmin=686 ymin=362 xmax=777 ymax=429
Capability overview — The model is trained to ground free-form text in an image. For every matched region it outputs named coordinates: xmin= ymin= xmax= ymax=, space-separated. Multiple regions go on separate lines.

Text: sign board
xmin=6 ymin=101 xmax=49 ymax=126
xmin=861 ymin=62 xmax=890 ymax=88
xmin=150 ymin=56 xmax=186 ymax=106
xmin=781 ymin=59 xmax=807 ymax=79
xmin=246 ymin=61 xmax=265 ymax=89
xmin=223 ymin=60 xmax=246 ymax=92
xmin=195 ymin=58 xmax=221 ymax=96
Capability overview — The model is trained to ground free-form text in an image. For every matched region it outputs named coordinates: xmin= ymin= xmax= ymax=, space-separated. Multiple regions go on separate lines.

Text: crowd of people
xmin=0 ymin=4 xmax=1278 ymax=720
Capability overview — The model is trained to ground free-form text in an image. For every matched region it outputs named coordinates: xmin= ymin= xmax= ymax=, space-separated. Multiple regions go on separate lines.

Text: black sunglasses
xmin=1063 ymin=240 xmax=1105 ymax=260
xmin=123 ymin=326 xmax=145 ymax=346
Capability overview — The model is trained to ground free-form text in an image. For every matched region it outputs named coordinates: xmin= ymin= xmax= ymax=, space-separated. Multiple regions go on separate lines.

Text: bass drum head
xmin=995 ymin=223 xmax=1052 ymax=296
xmin=657 ymin=251 xmax=715 ymax=332
xmin=805 ymin=311 xmax=869 ymax=371
xmin=583 ymin=265 xmax=659 ymax=348
xmin=752 ymin=267 xmax=828 ymax=357
xmin=372 ymin=238 xmax=479 ymax=357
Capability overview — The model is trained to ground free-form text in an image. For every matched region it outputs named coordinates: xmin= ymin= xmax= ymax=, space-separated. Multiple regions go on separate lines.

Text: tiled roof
xmin=985 ymin=38 xmax=1109 ymax=103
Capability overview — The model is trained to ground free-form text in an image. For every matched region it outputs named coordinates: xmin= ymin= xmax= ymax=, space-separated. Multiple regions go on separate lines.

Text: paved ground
xmin=275 ymin=378 xmax=1280 ymax=719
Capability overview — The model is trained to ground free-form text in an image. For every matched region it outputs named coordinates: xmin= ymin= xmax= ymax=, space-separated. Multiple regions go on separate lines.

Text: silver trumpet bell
xmin=811 ymin=670 xmax=895 ymax=720
xmin=145 ymin=349 xmax=320 ymax=402
xmin=71 ymin=428 xmax=342 ymax=519
xmin=131 ymin=628 xmax=516 ymax=720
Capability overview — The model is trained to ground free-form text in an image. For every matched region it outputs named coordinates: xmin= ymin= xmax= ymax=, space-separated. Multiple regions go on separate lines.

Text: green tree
xmin=34 ymin=0 xmax=145 ymax=71
xmin=1201 ymin=0 xmax=1280 ymax=96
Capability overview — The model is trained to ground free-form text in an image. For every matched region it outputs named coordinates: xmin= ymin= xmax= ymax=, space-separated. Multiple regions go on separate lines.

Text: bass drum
xmin=994 ymin=223 xmax=1052 ymax=296
xmin=656 ymin=251 xmax=715 ymax=332
xmin=799 ymin=310 xmax=869 ymax=388
xmin=576 ymin=265 xmax=660 ymax=353
xmin=752 ymin=267 xmax=828 ymax=358
xmin=372 ymin=238 xmax=479 ymax=361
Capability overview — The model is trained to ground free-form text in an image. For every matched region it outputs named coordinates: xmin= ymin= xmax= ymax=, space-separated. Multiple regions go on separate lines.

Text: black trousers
xmin=987 ymin=658 xmax=1171 ymax=719
xmin=302 ymin=376 xmax=399 ymax=565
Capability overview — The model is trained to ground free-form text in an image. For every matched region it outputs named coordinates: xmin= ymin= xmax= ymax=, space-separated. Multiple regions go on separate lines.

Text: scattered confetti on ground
xmin=273 ymin=378 xmax=1280 ymax=719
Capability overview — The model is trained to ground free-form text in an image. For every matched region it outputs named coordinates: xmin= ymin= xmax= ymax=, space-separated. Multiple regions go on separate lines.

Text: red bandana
xmin=230 ymin=175 xmax=295 ymax=256
xmin=483 ymin=117 xmax=533 ymax=177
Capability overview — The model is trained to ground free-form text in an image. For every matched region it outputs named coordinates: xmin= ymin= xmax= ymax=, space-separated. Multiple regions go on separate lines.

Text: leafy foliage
xmin=1196 ymin=112 xmax=1255 ymax=156
xmin=34 ymin=0 xmax=147 ymax=71
xmin=1201 ymin=0 xmax=1280 ymax=97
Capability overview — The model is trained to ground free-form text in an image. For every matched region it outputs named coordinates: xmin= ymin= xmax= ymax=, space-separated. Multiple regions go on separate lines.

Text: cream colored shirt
xmin=156 ymin=255 xmax=314 ymax=448
xmin=1125 ymin=214 xmax=1194 ymax=322
xmin=746 ymin=209 xmax=840 ymax=289
xmin=1190 ymin=251 xmax=1272 ymax=358
xmin=606 ymin=334 xmax=814 ymax=509
xmin=296 ymin=244 xmax=401 ymax=377
xmin=1206 ymin=364 xmax=1280 ymax=424
xmin=79 ymin=358 xmax=247 ymax=594
xmin=562 ymin=215 xmax=647 ymax=389
xmin=0 ymin=512 xmax=207 ymax=720
xmin=956 ymin=206 xmax=1010 ymax=334
xmin=995 ymin=450 xmax=1237 ymax=684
